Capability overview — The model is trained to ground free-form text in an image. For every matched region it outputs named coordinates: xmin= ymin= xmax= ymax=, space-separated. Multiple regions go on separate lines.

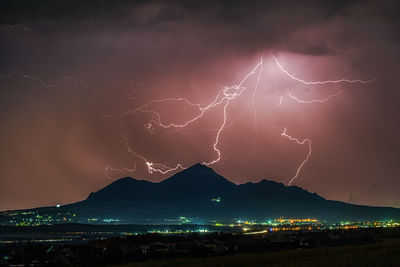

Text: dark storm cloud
xmin=0 ymin=0 xmax=368 ymax=57
xmin=0 ymin=0 xmax=359 ymax=22
xmin=0 ymin=0 xmax=371 ymax=83
xmin=1 ymin=0 xmax=399 ymax=210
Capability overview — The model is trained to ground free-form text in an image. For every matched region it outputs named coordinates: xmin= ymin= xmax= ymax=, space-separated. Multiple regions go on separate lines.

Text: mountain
xmin=2 ymin=164 xmax=400 ymax=224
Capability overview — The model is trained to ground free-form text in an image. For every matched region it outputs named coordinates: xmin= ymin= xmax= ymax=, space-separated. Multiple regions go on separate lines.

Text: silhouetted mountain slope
xmin=86 ymin=177 xmax=154 ymax=203
xmin=2 ymin=164 xmax=400 ymax=224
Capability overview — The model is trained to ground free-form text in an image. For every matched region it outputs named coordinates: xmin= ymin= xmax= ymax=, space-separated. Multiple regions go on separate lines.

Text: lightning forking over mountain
xmin=0 ymin=55 xmax=377 ymax=185
xmin=103 ymin=56 xmax=377 ymax=184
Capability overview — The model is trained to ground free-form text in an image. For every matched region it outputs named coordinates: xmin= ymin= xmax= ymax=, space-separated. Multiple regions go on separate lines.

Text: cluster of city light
xmin=4 ymin=210 xmax=400 ymax=232
xmin=211 ymin=218 xmax=400 ymax=233
xmin=211 ymin=197 xmax=222 ymax=203
xmin=147 ymin=229 xmax=209 ymax=234
xmin=275 ymin=218 xmax=318 ymax=224
xmin=5 ymin=210 xmax=77 ymax=226
xmin=164 ymin=216 xmax=194 ymax=224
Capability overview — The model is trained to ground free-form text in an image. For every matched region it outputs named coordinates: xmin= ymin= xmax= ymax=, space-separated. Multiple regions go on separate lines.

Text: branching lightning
xmin=280 ymin=128 xmax=312 ymax=185
xmin=0 ymin=54 xmax=377 ymax=185
xmin=107 ymin=58 xmax=265 ymax=176
xmin=103 ymin=55 xmax=377 ymax=184
xmin=286 ymin=90 xmax=343 ymax=104
xmin=0 ymin=72 xmax=74 ymax=87
xmin=272 ymin=55 xmax=379 ymax=85
xmin=273 ymin=55 xmax=377 ymax=184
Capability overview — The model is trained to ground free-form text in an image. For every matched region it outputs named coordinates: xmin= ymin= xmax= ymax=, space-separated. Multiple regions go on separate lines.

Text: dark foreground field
xmin=121 ymin=238 xmax=400 ymax=267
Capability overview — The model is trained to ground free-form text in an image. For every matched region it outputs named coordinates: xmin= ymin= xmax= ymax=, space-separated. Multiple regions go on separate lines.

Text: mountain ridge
xmin=1 ymin=164 xmax=400 ymax=224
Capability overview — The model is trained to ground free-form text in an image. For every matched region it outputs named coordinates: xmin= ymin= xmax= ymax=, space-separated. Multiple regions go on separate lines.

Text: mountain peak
xmin=183 ymin=163 xmax=214 ymax=173
xmin=160 ymin=163 xmax=235 ymax=187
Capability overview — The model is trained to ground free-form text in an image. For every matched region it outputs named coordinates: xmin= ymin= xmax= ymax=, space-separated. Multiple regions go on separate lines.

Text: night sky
xmin=1 ymin=0 xmax=400 ymax=211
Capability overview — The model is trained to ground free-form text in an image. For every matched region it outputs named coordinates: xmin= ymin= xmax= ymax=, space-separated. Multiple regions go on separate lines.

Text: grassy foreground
xmin=119 ymin=238 xmax=400 ymax=267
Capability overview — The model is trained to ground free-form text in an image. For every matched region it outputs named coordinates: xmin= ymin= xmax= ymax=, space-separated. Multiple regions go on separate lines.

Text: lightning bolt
xmin=0 ymin=21 xmax=378 ymax=185
xmin=0 ymin=54 xmax=375 ymax=186
xmin=0 ymin=72 xmax=74 ymax=87
xmin=285 ymin=90 xmax=343 ymax=104
xmin=105 ymin=58 xmax=264 ymax=176
xmin=273 ymin=55 xmax=377 ymax=184
xmin=278 ymin=95 xmax=284 ymax=106
xmin=104 ymin=56 xmax=377 ymax=184
xmin=272 ymin=55 xmax=379 ymax=85
xmin=281 ymin=128 xmax=312 ymax=185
